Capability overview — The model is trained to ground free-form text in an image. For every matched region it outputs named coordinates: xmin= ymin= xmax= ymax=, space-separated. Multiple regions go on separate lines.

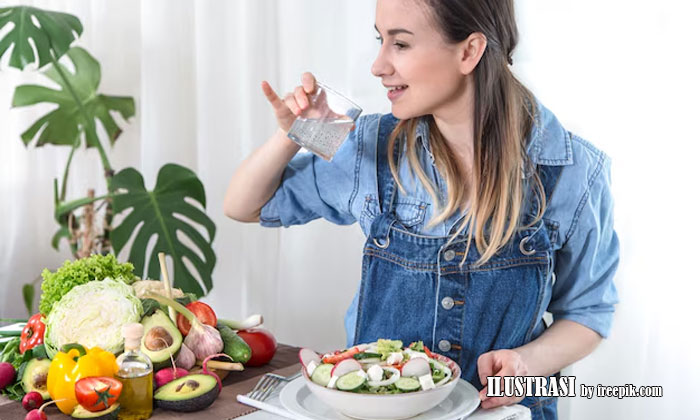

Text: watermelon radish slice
xmin=299 ymin=348 xmax=322 ymax=368
xmin=330 ymin=358 xmax=362 ymax=378
xmin=401 ymin=357 xmax=431 ymax=377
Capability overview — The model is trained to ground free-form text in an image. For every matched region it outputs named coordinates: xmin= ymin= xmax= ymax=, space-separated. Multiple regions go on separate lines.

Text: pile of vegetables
xmin=0 ymin=254 xmax=279 ymax=417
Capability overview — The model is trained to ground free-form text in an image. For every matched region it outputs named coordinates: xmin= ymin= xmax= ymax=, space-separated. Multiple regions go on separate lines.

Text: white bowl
xmin=302 ymin=353 xmax=462 ymax=420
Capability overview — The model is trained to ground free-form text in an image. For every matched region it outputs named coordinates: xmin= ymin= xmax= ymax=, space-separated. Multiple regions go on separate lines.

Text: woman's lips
xmin=387 ymin=85 xmax=408 ymax=102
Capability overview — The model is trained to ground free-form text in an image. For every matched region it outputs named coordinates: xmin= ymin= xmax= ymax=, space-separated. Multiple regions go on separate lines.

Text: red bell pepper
xmin=322 ymin=346 xmax=361 ymax=364
xmin=20 ymin=313 xmax=45 ymax=354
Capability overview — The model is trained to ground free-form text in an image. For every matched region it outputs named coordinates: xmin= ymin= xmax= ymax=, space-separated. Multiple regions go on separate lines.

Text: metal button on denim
xmin=438 ymin=340 xmax=451 ymax=352
xmin=443 ymin=249 xmax=456 ymax=261
xmin=441 ymin=296 xmax=455 ymax=310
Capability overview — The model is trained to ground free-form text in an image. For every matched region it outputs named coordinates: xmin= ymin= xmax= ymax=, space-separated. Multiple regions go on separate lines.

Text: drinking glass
xmin=287 ymin=82 xmax=362 ymax=161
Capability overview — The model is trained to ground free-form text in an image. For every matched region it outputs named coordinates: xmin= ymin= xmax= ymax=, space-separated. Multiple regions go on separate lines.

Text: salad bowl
xmin=298 ymin=341 xmax=462 ymax=420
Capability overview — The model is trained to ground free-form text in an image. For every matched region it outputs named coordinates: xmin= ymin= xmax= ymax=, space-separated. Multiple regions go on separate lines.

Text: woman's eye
xmin=393 ymin=42 xmax=407 ymax=50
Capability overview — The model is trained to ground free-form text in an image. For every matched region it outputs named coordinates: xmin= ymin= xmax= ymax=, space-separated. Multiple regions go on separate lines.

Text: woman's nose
xmin=371 ymin=49 xmax=392 ymax=78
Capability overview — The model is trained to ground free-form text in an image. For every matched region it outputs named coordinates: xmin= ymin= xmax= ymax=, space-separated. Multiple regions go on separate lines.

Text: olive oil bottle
xmin=116 ymin=323 xmax=154 ymax=420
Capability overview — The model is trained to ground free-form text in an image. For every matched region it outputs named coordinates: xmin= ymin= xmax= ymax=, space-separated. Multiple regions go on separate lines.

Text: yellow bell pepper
xmin=47 ymin=344 xmax=119 ymax=414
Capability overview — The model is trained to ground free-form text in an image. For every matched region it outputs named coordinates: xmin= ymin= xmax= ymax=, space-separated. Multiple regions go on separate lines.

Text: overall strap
xmin=376 ymin=114 xmax=401 ymax=214
xmin=369 ymin=114 xmax=401 ymax=243
xmin=528 ymin=164 xmax=564 ymax=222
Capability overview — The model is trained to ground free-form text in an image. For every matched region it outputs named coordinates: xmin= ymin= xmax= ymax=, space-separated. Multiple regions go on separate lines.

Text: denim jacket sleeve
xmin=548 ymin=149 xmax=620 ymax=339
xmin=258 ymin=118 xmax=365 ymax=227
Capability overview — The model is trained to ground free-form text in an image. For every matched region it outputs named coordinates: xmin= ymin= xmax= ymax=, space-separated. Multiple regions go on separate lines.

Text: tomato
xmin=237 ymin=328 xmax=277 ymax=367
xmin=176 ymin=301 xmax=217 ymax=336
xmin=75 ymin=377 xmax=122 ymax=412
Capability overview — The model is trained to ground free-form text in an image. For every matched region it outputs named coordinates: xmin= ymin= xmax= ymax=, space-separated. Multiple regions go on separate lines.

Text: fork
xmin=247 ymin=371 xmax=302 ymax=402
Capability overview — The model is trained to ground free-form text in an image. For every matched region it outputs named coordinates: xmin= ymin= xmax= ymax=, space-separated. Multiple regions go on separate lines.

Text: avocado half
xmin=154 ymin=374 xmax=220 ymax=412
xmin=71 ymin=403 xmax=120 ymax=419
xmin=140 ymin=310 xmax=183 ymax=370
xmin=21 ymin=358 xmax=51 ymax=400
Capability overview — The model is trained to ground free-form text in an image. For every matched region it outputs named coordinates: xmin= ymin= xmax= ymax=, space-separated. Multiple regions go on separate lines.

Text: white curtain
xmin=0 ymin=1 xmax=696 ymax=419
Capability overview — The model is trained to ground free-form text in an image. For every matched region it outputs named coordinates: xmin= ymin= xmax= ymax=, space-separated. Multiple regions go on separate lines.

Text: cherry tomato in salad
xmin=20 ymin=314 xmax=45 ymax=354
xmin=237 ymin=328 xmax=277 ymax=366
xmin=176 ymin=301 xmax=217 ymax=336
xmin=75 ymin=377 xmax=122 ymax=412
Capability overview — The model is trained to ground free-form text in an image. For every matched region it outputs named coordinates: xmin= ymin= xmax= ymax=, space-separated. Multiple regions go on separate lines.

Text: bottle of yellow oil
xmin=116 ymin=323 xmax=153 ymax=419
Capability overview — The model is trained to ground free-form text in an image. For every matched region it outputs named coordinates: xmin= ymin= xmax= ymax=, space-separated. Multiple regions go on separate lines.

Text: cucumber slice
xmin=353 ymin=352 xmax=382 ymax=360
xmin=336 ymin=371 xmax=367 ymax=392
xmin=311 ymin=363 xmax=333 ymax=386
xmin=395 ymin=377 xmax=421 ymax=392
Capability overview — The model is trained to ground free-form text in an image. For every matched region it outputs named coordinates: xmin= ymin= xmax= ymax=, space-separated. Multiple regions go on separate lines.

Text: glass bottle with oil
xmin=116 ymin=323 xmax=153 ymax=420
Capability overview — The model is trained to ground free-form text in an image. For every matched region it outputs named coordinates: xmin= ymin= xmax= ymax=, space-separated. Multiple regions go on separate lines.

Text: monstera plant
xmin=0 ymin=6 xmax=217 ymax=310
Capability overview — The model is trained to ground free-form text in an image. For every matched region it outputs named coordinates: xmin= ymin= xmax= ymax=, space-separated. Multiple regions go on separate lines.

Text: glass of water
xmin=287 ymin=82 xmax=362 ymax=161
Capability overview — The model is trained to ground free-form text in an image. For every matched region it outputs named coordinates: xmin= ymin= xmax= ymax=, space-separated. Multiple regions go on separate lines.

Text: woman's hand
xmin=261 ymin=72 xmax=318 ymax=133
xmin=477 ymin=349 xmax=529 ymax=409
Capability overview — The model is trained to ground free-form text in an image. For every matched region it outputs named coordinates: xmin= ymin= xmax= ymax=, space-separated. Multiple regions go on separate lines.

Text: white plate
xmin=280 ymin=377 xmax=480 ymax=420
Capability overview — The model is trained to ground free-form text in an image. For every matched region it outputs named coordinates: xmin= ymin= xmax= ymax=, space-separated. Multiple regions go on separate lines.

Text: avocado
xmin=154 ymin=374 xmax=220 ymax=412
xmin=71 ymin=403 xmax=120 ymax=419
xmin=21 ymin=358 xmax=51 ymax=400
xmin=140 ymin=310 xmax=183 ymax=370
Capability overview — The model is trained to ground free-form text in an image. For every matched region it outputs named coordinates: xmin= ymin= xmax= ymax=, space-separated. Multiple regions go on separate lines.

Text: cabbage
xmin=44 ymin=278 xmax=143 ymax=358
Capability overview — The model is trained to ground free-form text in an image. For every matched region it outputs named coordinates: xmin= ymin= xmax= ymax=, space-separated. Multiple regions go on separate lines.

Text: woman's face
xmin=372 ymin=0 xmax=467 ymax=120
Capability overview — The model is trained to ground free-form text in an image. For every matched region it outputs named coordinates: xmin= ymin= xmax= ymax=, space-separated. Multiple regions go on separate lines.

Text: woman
xmin=225 ymin=0 xmax=618 ymax=418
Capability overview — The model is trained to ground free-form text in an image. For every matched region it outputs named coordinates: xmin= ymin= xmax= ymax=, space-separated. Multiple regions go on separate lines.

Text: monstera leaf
xmin=111 ymin=164 xmax=216 ymax=297
xmin=0 ymin=6 xmax=82 ymax=70
xmin=12 ymin=46 xmax=135 ymax=148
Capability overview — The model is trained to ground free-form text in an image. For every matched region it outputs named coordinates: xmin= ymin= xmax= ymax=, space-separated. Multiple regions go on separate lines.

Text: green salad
xmin=299 ymin=339 xmax=455 ymax=395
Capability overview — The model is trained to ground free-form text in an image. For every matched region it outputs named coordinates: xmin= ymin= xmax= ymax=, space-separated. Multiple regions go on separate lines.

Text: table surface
xmin=0 ymin=323 xmax=531 ymax=420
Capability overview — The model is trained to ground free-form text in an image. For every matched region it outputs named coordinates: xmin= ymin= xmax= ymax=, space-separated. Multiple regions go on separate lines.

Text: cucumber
xmin=216 ymin=324 xmax=252 ymax=363
xmin=336 ymin=371 xmax=367 ymax=392
xmin=353 ymin=352 xmax=382 ymax=360
xmin=395 ymin=377 xmax=421 ymax=392
xmin=311 ymin=363 xmax=333 ymax=386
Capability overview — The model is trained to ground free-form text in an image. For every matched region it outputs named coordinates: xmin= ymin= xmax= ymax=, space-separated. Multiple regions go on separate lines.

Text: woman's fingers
xmin=294 ymin=86 xmax=309 ymax=110
xmin=261 ymin=81 xmax=284 ymax=109
xmin=301 ymin=72 xmax=316 ymax=94
xmin=283 ymin=92 xmax=302 ymax=116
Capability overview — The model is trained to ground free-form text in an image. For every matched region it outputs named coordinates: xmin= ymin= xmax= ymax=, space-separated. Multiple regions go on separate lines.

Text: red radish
xmin=155 ymin=367 xmax=189 ymax=388
xmin=298 ymin=348 xmax=321 ymax=369
xmin=330 ymin=358 xmax=362 ymax=378
xmin=25 ymin=399 xmax=62 ymax=420
xmin=202 ymin=353 xmax=233 ymax=391
xmin=401 ymin=358 xmax=431 ymax=377
xmin=0 ymin=362 xmax=15 ymax=389
xmin=22 ymin=391 xmax=43 ymax=411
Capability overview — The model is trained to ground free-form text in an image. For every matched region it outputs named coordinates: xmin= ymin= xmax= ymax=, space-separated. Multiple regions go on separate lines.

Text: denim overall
xmin=352 ymin=115 xmax=562 ymax=419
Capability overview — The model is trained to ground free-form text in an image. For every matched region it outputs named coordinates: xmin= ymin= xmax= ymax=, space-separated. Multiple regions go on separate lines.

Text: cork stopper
xmin=122 ymin=322 xmax=144 ymax=350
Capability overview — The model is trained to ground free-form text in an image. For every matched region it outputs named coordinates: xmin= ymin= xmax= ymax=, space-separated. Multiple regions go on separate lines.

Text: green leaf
xmin=12 ymin=46 xmax=135 ymax=148
xmin=22 ymin=284 xmax=34 ymax=316
xmin=0 ymin=6 xmax=82 ymax=70
xmin=111 ymin=164 xmax=217 ymax=297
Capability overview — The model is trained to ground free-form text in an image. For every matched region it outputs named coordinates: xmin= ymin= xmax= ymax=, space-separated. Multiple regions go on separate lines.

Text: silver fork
xmin=247 ymin=371 xmax=302 ymax=402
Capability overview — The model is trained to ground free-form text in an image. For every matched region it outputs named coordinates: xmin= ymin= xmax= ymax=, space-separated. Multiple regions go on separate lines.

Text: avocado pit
xmin=145 ymin=326 xmax=174 ymax=351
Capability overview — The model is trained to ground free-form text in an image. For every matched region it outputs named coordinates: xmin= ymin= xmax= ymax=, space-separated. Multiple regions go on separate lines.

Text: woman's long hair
xmin=388 ymin=0 xmax=545 ymax=266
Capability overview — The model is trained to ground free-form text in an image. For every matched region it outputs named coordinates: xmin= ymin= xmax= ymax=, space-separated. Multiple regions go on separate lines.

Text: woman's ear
xmin=458 ymin=32 xmax=488 ymax=75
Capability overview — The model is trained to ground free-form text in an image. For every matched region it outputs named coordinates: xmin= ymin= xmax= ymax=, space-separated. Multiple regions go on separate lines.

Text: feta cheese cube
xmin=419 ymin=373 xmax=435 ymax=391
xmin=386 ymin=352 xmax=404 ymax=365
xmin=356 ymin=369 xmax=368 ymax=380
xmin=327 ymin=376 xmax=338 ymax=389
xmin=367 ymin=364 xmax=384 ymax=382
xmin=306 ymin=360 xmax=318 ymax=377
xmin=409 ymin=351 xmax=430 ymax=361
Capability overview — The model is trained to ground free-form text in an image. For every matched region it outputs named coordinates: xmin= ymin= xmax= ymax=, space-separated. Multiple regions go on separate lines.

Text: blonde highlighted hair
xmin=388 ymin=0 xmax=545 ymax=266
